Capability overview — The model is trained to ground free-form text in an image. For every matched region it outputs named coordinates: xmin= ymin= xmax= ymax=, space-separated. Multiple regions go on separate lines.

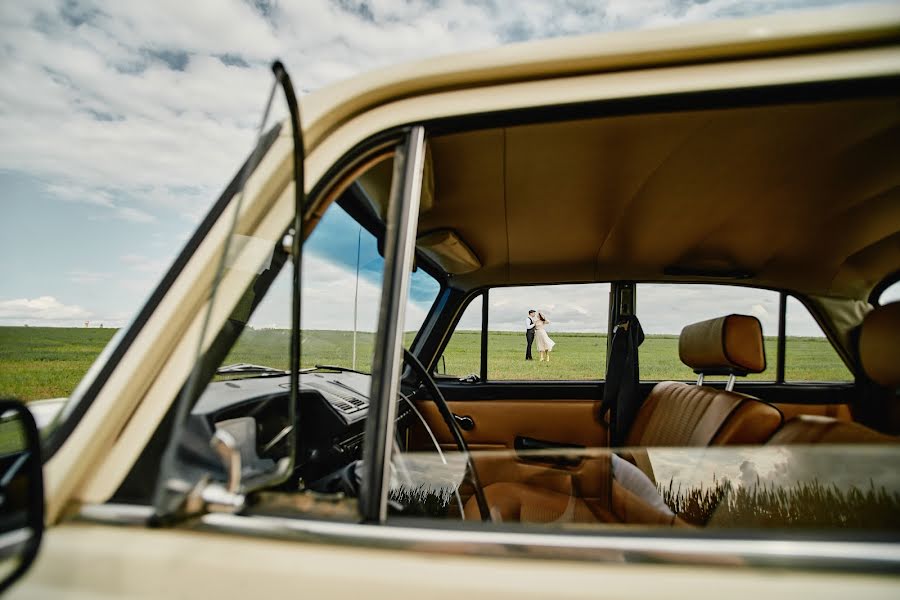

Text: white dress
xmin=534 ymin=319 xmax=555 ymax=352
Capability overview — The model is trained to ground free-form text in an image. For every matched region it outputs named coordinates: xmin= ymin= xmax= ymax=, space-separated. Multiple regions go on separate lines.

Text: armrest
xmin=514 ymin=436 xmax=584 ymax=467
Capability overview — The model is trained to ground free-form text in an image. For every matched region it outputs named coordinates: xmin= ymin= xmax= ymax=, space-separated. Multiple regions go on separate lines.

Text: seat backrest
xmin=859 ymin=301 xmax=900 ymax=390
xmin=626 ymin=314 xmax=782 ymax=447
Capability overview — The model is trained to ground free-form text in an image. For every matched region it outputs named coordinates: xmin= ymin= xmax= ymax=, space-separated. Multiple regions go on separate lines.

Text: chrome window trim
xmin=77 ymin=504 xmax=900 ymax=572
xmin=0 ymin=528 xmax=33 ymax=558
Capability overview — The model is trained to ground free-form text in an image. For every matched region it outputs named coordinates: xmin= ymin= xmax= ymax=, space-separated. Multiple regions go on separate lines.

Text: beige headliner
xmin=417 ymin=96 xmax=900 ymax=301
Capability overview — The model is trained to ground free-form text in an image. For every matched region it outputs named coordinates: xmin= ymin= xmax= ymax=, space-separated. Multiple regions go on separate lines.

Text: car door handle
xmin=514 ymin=436 xmax=584 ymax=467
xmin=452 ymin=414 xmax=475 ymax=431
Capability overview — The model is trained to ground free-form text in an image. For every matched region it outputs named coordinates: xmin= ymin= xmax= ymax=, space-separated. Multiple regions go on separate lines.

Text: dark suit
xmin=525 ymin=317 xmax=535 ymax=360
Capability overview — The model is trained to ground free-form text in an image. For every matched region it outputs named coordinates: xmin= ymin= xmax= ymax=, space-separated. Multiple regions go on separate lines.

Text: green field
xmin=0 ymin=326 xmax=851 ymax=401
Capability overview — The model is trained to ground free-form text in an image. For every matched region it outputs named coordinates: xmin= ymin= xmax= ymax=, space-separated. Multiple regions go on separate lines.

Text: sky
xmin=0 ymin=0 xmax=889 ymax=334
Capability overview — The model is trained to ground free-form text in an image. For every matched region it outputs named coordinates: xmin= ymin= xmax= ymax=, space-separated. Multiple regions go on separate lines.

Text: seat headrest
xmin=859 ymin=302 xmax=900 ymax=388
xmin=679 ymin=314 xmax=766 ymax=376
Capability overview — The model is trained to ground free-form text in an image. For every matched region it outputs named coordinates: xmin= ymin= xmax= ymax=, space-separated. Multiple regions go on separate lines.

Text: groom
xmin=525 ymin=309 xmax=536 ymax=360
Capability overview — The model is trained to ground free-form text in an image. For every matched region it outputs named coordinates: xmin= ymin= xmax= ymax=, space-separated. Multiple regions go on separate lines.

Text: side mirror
xmin=0 ymin=399 xmax=44 ymax=594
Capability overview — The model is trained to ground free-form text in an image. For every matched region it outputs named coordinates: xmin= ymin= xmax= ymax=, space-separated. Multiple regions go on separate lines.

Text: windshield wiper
xmin=216 ymin=363 xmax=289 ymax=377
xmin=313 ymin=364 xmax=367 ymax=375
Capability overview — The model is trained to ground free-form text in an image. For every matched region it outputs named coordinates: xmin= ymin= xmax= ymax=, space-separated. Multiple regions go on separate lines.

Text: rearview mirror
xmin=0 ymin=399 xmax=45 ymax=594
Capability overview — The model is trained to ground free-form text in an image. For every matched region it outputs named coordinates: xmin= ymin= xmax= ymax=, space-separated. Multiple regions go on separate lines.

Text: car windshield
xmin=220 ymin=198 xmax=441 ymax=375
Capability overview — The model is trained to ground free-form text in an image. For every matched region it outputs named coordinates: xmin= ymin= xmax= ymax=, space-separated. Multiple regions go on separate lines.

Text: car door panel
xmin=410 ymin=398 xmax=607 ymax=451
xmin=409 ymin=398 xmax=608 ymax=490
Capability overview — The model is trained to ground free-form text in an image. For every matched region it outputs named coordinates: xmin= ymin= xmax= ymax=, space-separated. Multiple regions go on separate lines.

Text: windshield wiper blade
xmin=216 ymin=363 xmax=289 ymax=376
xmin=313 ymin=364 xmax=367 ymax=375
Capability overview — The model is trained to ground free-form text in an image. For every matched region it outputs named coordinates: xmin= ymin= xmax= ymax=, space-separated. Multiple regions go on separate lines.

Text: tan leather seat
xmin=767 ymin=302 xmax=900 ymax=445
xmin=463 ymin=454 xmax=689 ymax=526
xmin=859 ymin=301 xmax=900 ymax=391
xmin=768 ymin=415 xmax=896 ymax=444
xmin=627 ymin=314 xmax=782 ymax=447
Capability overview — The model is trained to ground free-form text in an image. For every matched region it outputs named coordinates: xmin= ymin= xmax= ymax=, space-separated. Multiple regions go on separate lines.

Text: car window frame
xmin=79 ymin=63 xmax=900 ymax=572
xmin=429 ymin=290 xmax=487 ymax=380
xmin=782 ymin=293 xmax=856 ymax=384
xmin=242 ymin=77 xmax=896 ymax=566
xmin=424 ymin=282 xmax=864 ymax=388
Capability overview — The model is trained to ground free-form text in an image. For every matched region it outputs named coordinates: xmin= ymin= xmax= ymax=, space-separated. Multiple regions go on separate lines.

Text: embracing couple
xmin=525 ymin=309 xmax=555 ymax=362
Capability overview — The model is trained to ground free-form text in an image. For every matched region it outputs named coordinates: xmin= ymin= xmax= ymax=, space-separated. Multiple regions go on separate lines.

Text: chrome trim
xmin=725 ymin=374 xmax=736 ymax=392
xmin=198 ymin=513 xmax=900 ymax=569
xmin=75 ymin=504 xmax=900 ymax=570
xmin=0 ymin=528 xmax=32 ymax=559
xmin=78 ymin=503 xmax=154 ymax=525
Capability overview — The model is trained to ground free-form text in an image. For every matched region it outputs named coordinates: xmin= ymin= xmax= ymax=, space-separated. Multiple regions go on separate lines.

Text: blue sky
xmin=0 ymin=0 xmax=881 ymax=332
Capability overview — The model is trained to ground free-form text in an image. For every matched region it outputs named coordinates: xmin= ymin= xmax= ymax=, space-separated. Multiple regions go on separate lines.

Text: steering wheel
xmin=402 ymin=349 xmax=491 ymax=522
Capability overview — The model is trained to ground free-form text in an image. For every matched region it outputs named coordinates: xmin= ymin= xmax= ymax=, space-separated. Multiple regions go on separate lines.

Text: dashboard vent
xmin=330 ymin=391 xmax=368 ymax=414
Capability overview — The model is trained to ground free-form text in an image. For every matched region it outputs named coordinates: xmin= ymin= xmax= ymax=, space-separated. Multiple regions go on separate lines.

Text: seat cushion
xmin=464 ymin=480 xmax=684 ymax=526
xmin=626 ymin=381 xmax=783 ymax=446
xmin=768 ymin=415 xmax=897 ymax=444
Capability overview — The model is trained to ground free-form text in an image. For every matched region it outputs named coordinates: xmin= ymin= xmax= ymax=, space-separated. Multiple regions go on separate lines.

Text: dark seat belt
xmin=599 ymin=314 xmax=645 ymax=447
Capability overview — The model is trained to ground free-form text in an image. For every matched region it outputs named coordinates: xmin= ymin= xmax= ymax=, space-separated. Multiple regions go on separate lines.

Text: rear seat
xmin=627 ymin=314 xmax=782 ymax=447
xmin=768 ymin=301 xmax=899 ymax=445
xmin=466 ymin=306 xmax=897 ymax=523
xmin=769 ymin=415 xmax=895 ymax=444
xmin=466 ymin=314 xmax=783 ymax=524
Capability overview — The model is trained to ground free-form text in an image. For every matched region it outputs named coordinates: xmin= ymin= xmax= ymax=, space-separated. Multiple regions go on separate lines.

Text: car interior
xmin=388 ymin=91 xmax=900 ymax=524
xmin=138 ymin=86 xmax=899 ymax=531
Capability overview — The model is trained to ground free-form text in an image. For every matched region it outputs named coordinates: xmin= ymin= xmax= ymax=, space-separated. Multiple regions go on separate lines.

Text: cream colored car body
xmin=12 ymin=4 xmax=900 ymax=597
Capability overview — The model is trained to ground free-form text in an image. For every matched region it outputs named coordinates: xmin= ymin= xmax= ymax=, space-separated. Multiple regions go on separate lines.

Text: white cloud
xmin=649 ymin=445 xmax=900 ymax=493
xmin=246 ymin=252 xmax=429 ymax=332
xmin=0 ymin=295 xmax=91 ymax=324
xmin=120 ymin=253 xmax=167 ymax=274
xmin=489 ymin=284 xmax=611 ymax=332
xmin=1 ymin=0 xmax=870 ymax=331
xmin=3 ymin=0 xmax=861 ymax=218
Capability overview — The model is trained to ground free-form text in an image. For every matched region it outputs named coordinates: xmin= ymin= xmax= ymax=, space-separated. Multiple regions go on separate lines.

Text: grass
xmin=0 ymin=327 xmax=118 ymax=401
xmin=0 ymin=326 xmax=851 ymax=400
xmin=660 ymin=477 xmax=900 ymax=529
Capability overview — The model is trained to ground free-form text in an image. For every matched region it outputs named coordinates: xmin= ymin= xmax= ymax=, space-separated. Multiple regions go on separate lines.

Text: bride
xmin=534 ymin=312 xmax=555 ymax=362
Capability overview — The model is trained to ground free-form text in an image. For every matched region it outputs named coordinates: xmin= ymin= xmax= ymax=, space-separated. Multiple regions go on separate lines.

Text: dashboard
xmin=186 ymin=370 xmax=405 ymax=488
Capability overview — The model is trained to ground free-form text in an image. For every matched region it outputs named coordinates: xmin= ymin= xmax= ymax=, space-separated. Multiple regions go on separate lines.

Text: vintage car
xmin=2 ymin=3 xmax=899 ymax=597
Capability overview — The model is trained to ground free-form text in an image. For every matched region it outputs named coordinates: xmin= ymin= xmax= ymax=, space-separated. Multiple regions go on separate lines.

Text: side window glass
xmin=877 ymin=280 xmax=900 ymax=305
xmin=152 ymin=160 xmax=443 ymax=512
xmin=487 ymin=284 xmax=610 ymax=381
xmin=637 ymin=284 xmax=778 ymax=381
xmin=785 ymin=297 xmax=852 ymax=382
xmin=438 ymin=294 xmax=482 ymax=378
